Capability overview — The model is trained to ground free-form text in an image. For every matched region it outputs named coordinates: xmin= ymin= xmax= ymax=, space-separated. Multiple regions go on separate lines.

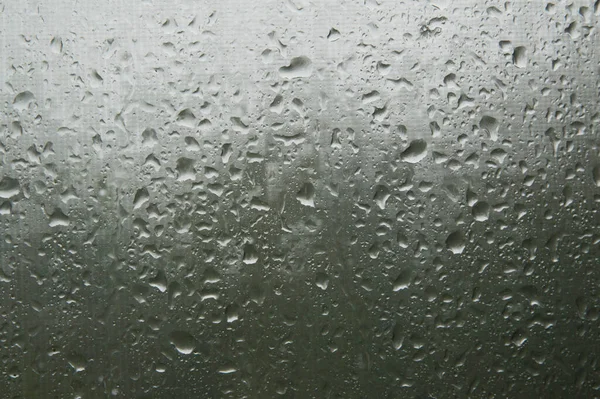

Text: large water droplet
xmin=169 ymin=331 xmax=197 ymax=355
xmin=401 ymin=140 xmax=427 ymax=163
xmin=0 ymin=177 xmax=20 ymax=198
xmin=279 ymin=56 xmax=313 ymax=79
xmin=446 ymin=231 xmax=466 ymax=254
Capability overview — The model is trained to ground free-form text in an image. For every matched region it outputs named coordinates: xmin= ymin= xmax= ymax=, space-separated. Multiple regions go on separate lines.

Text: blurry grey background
xmin=1 ymin=0 xmax=600 ymax=397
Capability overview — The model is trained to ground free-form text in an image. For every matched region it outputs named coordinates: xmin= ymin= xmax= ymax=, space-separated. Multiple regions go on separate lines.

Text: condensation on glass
xmin=1 ymin=0 xmax=600 ymax=398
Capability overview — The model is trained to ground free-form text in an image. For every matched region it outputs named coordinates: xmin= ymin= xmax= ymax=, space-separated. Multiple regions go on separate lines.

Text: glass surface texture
xmin=1 ymin=0 xmax=600 ymax=398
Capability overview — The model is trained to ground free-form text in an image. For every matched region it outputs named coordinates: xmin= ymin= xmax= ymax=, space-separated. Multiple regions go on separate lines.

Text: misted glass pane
xmin=1 ymin=0 xmax=599 ymax=398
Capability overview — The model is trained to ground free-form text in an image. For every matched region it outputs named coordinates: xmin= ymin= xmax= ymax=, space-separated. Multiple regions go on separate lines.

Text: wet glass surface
xmin=1 ymin=1 xmax=600 ymax=397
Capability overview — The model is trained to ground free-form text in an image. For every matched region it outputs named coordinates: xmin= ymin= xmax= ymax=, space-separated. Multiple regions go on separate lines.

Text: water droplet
xmin=472 ymin=201 xmax=490 ymax=221
xmin=176 ymin=157 xmax=196 ymax=181
xmin=446 ymin=231 xmax=465 ymax=254
xmin=149 ymin=270 xmax=167 ymax=292
xmin=242 ymin=243 xmax=259 ymax=264
xmin=315 ymin=272 xmax=329 ymax=290
xmin=218 ymin=366 xmax=237 ymax=374
xmin=512 ymin=46 xmax=527 ymax=68
xmin=393 ymin=270 xmax=411 ymax=291
xmin=49 ymin=208 xmax=70 ymax=227
xmin=67 ymin=353 xmax=87 ymax=372
xmin=296 ymin=182 xmax=315 ymax=207
xmin=373 ymin=185 xmax=390 ymax=209
xmin=592 ymin=165 xmax=600 ymax=187
xmin=401 ymin=140 xmax=427 ymax=163
xmin=169 ymin=331 xmax=196 ymax=355
xmin=279 ymin=56 xmax=313 ymax=79
xmin=133 ymin=188 xmax=149 ymax=209
xmin=176 ymin=109 xmax=197 ymax=128
xmin=13 ymin=91 xmax=35 ymax=111
xmin=0 ymin=177 xmax=20 ymax=198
